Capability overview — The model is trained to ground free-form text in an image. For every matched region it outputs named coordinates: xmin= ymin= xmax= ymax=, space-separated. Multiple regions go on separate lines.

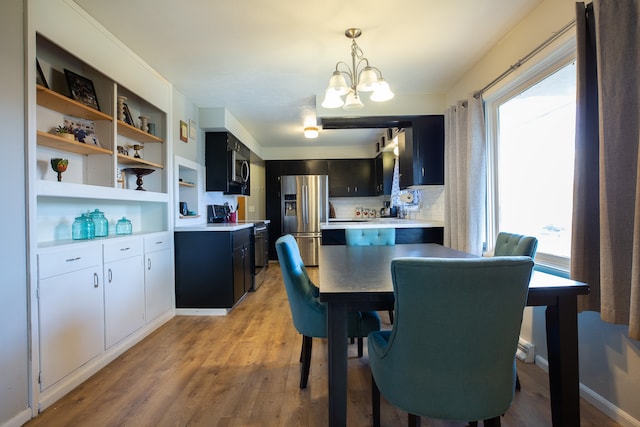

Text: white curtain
xmin=444 ymin=96 xmax=486 ymax=255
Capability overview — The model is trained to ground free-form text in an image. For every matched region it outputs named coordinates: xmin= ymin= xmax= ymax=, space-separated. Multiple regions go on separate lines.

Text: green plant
xmin=55 ymin=125 xmax=74 ymax=135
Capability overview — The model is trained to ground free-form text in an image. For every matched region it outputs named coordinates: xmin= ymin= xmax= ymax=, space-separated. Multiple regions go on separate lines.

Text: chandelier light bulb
xmin=321 ymin=89 xmax=345 ymax=108
xmin=343 ymin=91 xmax=364 ymax=110
xmin=370 ymin=79 xmax=394 ymax=102
xmin=357 ymin=67 xmax=380 ymax=92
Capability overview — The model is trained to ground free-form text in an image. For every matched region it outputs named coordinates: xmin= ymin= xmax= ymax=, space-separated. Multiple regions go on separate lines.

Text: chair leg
xmin=350 ymin=337 xmax=355 ymax=344
xmin=358 ymin=337 xmax=364 ymax=357
xmin=515 ymin=371 xmax=521 ymax=391
xmin=388 ymin=309 xmax=394 ymax=324
xmin=299 ymin=335 xmax=312 ymax=389
xmin=408 ymin=413 xmax=421 ymax=427
xmin=467 ymin=422 xmax=478 ymax=427
xmin=372 ymin=374 xmax=381 ymax=427
xmin=483 ymin=416 xmax=501 ymax=426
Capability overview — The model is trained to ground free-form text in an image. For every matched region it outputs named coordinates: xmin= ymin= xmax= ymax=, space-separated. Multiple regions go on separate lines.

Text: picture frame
xmin=376 ymin=142 xmax=380 ymax=153
xmin=64 ymin=68 xmax=100 ymax=111
xmin=380 ymin=135 xmax=386 ymax=148
xmin=117 ymin=169 xmax=125 ymax=188
xmin=123 ymin=103 xmax=135 ymax=126
xmin=64 ymin=116 xmax=101 ymax=147
xmin=387 ymin=128 xmax=394 ymax=140
xmin=180 ymin=120 xmax=188 ymax=142
xmin=189 ymin=119 xmax=197 ymax=139
xmin=36 ymin=59 xmax=48 ymax=89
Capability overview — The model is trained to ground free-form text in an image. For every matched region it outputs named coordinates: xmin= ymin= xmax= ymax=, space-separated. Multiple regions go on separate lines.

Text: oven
xmin=253 ymin=222 xmax=269 ymax=290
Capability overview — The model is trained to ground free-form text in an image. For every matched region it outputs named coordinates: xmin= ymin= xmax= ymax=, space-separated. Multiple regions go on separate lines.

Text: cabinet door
xmin=39 ymin=267 xmax=104 ymax=390
xmin=145 ymin=248 xmax=173 ymax=321
xmin=329 ymin=159 xmax=374 ymax=197
xmin=375 ymin=152 xmax=395 ymax=195
xmin=399 ymin=116 xmax=444 ymax=188
xmin=104 ymin=255 xmax=145 ymax=348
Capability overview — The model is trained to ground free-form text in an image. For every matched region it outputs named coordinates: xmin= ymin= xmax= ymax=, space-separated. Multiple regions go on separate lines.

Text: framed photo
xmin=387 ymin=128 xmax=394 ymax=140
xmin=376 ymin=142 xmax=380 ymax=153
xmin=117 ymin=169 xmax=125 ymax=188
xmin=64 ymin=116 xmax=101 ymax=147
xmin=189 ymin=119 xmax=197 ymax=139
xmin=180 ymin=120 xmax=188 ymax=142
xmin=123 ymin=103 xmax=135 ymax=126
xmin=36 ymin=59 xmax=48 ymax=89
xmin=64 ymin=68 xmax=100 ymax=111
xmin=380 ymin=135 xmax=386 ymax=148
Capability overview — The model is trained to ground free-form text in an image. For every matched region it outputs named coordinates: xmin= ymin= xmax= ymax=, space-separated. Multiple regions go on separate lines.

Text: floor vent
xmin=516 ymin=338 xmax=535 ymax=363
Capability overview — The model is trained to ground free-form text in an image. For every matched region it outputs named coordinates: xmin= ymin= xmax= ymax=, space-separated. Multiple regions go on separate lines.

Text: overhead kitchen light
xmin=304 ymin=126 xmax=319 ymax=139
xmin=321 ymin=28 xmax=394 ymax=110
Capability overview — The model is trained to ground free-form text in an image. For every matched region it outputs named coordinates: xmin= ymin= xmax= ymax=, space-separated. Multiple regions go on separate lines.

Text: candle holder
xmin=50 ymin=158 xmax=68 ymax=182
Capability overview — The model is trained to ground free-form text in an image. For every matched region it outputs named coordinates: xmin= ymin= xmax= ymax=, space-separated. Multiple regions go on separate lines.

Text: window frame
xmin=483 ymin=34 xmax=576 ymax=272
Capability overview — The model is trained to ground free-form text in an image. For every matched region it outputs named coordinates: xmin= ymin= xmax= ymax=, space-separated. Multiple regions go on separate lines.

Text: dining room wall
xmin=446 ymin=0 xmax=640 ymax=425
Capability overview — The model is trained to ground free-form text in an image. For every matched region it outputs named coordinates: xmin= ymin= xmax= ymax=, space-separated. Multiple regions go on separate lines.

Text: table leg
xmin=545 ymin=295 xmax=581 ymax=427
xmin=327 ymin=301 xmax=348 ymax=426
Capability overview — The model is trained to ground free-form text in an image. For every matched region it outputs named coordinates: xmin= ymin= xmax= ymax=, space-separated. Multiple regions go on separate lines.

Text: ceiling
xmin=74 ymin=0 xmax=541 ymax=152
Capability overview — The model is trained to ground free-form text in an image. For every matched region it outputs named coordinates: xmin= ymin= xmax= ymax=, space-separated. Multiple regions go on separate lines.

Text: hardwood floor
xmin=26 ymin=263 xmax=619 ymax=427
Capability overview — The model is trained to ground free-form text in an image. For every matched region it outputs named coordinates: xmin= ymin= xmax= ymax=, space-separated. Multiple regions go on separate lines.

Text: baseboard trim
xmin=0 ymin=408 xmax=32 ymax=427
xmin=533 ymin=356 xmax=640 ymax=427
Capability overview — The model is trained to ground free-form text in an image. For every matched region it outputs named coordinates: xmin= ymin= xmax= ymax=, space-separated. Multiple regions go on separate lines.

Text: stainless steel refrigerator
xmin=281 ymin=175 xmax=328 ymax=266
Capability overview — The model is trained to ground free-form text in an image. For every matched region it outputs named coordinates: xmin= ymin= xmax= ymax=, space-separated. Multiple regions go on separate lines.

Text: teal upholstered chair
xmin=493 ymin=231 xmax=538 ymax=391
xmin=345 ymin=228 xmax=397 ymax=324
xmin=275 ymin=234 xmax=381 ymax=389
xmin=369 ymin=257 xmax=534 ymax=427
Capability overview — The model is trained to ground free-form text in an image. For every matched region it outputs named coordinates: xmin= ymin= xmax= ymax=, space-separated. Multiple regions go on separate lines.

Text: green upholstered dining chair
xmin=368 ymin=257 xmax=534 ymax=427
xmin=493 ymin=231 xmax=538 ymax=391
xmin=275 ymin=234 xmax=381 ymax=389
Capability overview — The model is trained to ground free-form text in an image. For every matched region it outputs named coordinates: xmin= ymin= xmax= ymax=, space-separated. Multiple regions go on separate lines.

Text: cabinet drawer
xmin=103 ymin=237 xmax=143 ymax=263
xmin=38 ymin=244 xmax=102 ymax=279
xmin=144 ymin=232 xmax=172 ymax=252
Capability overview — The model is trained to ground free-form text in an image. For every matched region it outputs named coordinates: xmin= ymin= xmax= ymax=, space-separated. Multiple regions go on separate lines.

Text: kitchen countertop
xmin=321 ymin=218 xmax=444 ymax=229
xmin=175 ymin=220 xmax=270 ymax=232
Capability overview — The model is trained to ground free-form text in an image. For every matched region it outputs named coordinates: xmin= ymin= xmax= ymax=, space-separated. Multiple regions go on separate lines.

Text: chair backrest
xmin=275 ymin=235 xmax=326 ymax=337
xmin=371 ymin=256 xmax=533 ymax=421
xmin=494 ymin=232 xmax=538 ymax=258
xmin=345 ymin=228 xmax=396 ymax=246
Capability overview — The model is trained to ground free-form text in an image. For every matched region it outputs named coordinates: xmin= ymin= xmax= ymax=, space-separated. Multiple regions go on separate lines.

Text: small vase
xmin=139 ymin=115 xmax=149 ymax=133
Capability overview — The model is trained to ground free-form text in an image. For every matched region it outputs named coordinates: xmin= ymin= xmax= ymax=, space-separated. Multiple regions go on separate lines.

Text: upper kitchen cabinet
xmin=399 ymin=115 xmax=444 ymax=188
xmin=375 ymin=151 xmax=396 ymax=195
xmin=205 ymin=132 xmax=251 ymax=195
xmin=34 ymin=35 xmax=170 ymax=248
xmin=328 ymin=159 xmax=375 ymax=197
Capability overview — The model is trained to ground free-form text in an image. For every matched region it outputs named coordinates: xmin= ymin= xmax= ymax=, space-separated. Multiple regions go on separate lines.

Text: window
xmin=486 ymin=46 xmax=576 ymax=271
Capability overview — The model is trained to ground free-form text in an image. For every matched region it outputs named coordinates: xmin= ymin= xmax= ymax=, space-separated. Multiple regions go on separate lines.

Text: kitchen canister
xmin=89 ymin=209 xmax=108 ymax=237
xmin=72 ymin=214 xmax=95 ymax=240
xmin=115 ymin=217 xmax=132 ymax=235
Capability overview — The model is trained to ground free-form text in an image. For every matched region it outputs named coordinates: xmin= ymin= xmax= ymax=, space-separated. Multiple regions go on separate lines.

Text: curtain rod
xmin=474 ymin=19 xmax=576 ymax=98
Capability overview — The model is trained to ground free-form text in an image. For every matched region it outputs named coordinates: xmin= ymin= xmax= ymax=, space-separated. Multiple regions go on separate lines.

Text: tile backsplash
xmin=329 ymin=185 xmax=444 ymax=221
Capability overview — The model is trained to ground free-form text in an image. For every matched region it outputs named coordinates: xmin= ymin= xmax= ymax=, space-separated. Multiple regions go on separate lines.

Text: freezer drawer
xmin=293 ymin=235 xmax=320 ymax=266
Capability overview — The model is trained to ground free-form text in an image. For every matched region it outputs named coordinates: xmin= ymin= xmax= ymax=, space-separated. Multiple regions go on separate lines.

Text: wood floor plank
xmin=25 ymin=263 xmax=620 ymax=427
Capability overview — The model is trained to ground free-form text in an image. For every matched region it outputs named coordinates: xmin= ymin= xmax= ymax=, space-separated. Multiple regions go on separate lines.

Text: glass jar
xmin=115 ymin=217 xmax=132 ymax=235
xmin=72 ymin=214 xmax=95 ymax=240
xmin=89 ymin=209 xmax=109 ymax=237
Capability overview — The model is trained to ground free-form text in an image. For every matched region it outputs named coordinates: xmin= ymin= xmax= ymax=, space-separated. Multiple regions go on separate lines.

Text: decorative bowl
xmin=122 ymin=167 xmax=155 ymax=191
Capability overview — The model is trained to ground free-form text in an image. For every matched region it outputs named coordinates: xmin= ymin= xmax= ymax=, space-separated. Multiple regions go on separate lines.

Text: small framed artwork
xmin=117 ymin=169 xmax=125 ymax=188
xmin=36 ymin=59 xmax=48 ymax=89
xmin=180 ymin=120 xmax=188 ymax=142
xmin=387 ymin=128 xmax=394 ymax=140
xmin=380 ymin=135 xmax=386 ymax=148
xmin=64 ymin=68 xmax=100 ymax=111
xmin=376 ymin=142 xmax=380 ymax=153
xmin=123 ymin=103 xmax=135 ymax=126
xmin=189 ymin=119 xmax=197 ymax=139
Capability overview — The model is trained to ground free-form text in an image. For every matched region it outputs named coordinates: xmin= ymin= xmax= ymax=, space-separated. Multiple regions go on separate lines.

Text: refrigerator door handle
xmin=303 ymin=185 xmax=308 ymax=224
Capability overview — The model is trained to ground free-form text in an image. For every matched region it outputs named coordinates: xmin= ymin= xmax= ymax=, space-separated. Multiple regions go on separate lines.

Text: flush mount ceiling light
xmin=304 ymin=126 xmax=319 ymax=139
xmin=321 ymin=28 xmax=394 ymax=110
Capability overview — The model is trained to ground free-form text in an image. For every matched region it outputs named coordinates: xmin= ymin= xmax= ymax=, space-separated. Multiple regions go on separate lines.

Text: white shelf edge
xmin=37 ymin=180 xmax=169 ymax=203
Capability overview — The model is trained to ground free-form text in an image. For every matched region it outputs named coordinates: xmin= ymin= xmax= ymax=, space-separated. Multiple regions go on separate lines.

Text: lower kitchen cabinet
xmin=38 ymin=244 xmax=104 ymax=391
xmin=321 ymin=227 xmax=444 ymax=246
xmin=174 ymin=228 xmax=253 ymax=309
xmin=144 ymin=233 xmax=173 ymax=322
xmin=103 ymin=238 xmax=145 ymax=349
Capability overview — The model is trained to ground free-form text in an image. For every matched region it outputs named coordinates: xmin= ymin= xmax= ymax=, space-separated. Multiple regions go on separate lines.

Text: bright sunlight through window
xmin=497 ymin=62 xmax=576 ymax=259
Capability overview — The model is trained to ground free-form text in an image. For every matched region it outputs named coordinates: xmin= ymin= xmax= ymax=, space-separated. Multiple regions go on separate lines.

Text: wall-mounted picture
xmin=64 ymin=68 xmax=100 ymax=111
xmin=189 ymin=119 xmax=197 ymax=139
xmin=36 ymin=59 xmax=48 ymax=89
xmin=180 ymin=120 xmax=188 ymax=142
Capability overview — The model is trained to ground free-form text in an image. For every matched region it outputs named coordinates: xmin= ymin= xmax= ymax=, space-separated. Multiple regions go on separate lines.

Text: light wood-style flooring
xmin=26 ymin=263 xmax=619 ymax=427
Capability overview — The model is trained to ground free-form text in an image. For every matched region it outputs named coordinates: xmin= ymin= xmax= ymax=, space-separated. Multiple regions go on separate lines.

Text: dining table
xmin=318 ymin=243 xmax=589 ymax=427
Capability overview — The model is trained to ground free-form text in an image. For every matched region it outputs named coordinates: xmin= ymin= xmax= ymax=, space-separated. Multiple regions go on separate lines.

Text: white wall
xmin=447 ymin=0 xmax=640 ymax=425
xmin=0 ymin=1 xmax=30 ymax=426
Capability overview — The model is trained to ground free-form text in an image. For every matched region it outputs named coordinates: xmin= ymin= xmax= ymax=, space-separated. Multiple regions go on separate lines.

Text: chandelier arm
xmin=334 ymin=62 xmax=355 ymax=90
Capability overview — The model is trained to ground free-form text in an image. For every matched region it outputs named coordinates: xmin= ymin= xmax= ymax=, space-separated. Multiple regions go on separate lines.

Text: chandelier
xmin=321 ymin=28 xmax=394 ymax=110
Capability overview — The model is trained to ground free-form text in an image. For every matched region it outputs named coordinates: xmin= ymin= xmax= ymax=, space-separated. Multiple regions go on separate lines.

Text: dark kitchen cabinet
xmin=321 ymin=227 xmax=443 ymax=245
xmin=375 ymin=151 xmax=396 ymax=195
xmin=328 ymin=159 xmax=375 ymax=197
xmin=399 ymin=115 xmax=444 ymax=188
xmin=174 ymin=228 xmax=253 ymax=309
xmin=205 ymin=132 xmax=251 ymax=195
xmin=265 ymin=161 xmax=283 ymax=260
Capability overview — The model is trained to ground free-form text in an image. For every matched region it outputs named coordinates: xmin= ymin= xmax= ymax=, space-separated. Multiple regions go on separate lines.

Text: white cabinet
xmin=38 ymin=244 xmax=103 ymax=391
xmin=144 ymin=232 xmax=174 ymax=322
xmin=103 ymin=238 xmax=145 ymax=349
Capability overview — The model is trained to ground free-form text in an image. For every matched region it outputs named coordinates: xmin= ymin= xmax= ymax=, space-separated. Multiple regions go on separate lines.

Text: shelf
xmin=179 ymin=181 xmax=196 ymax=187
xmin=36 ymin=85 xmax=112 ymax=121
xmin=117 ymin=154 xmax=164 ymax=169
xmin=37 ymin=131 xmax=113 ymax=155
xmin=117 ymin=120 xmax=164 ymax=143
xmin=37 ymin=179 xmax=169 ymax=202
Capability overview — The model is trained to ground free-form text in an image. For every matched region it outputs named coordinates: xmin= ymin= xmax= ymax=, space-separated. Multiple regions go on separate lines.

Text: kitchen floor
xmin=25 ymin=264 xmax=619 ymax=427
